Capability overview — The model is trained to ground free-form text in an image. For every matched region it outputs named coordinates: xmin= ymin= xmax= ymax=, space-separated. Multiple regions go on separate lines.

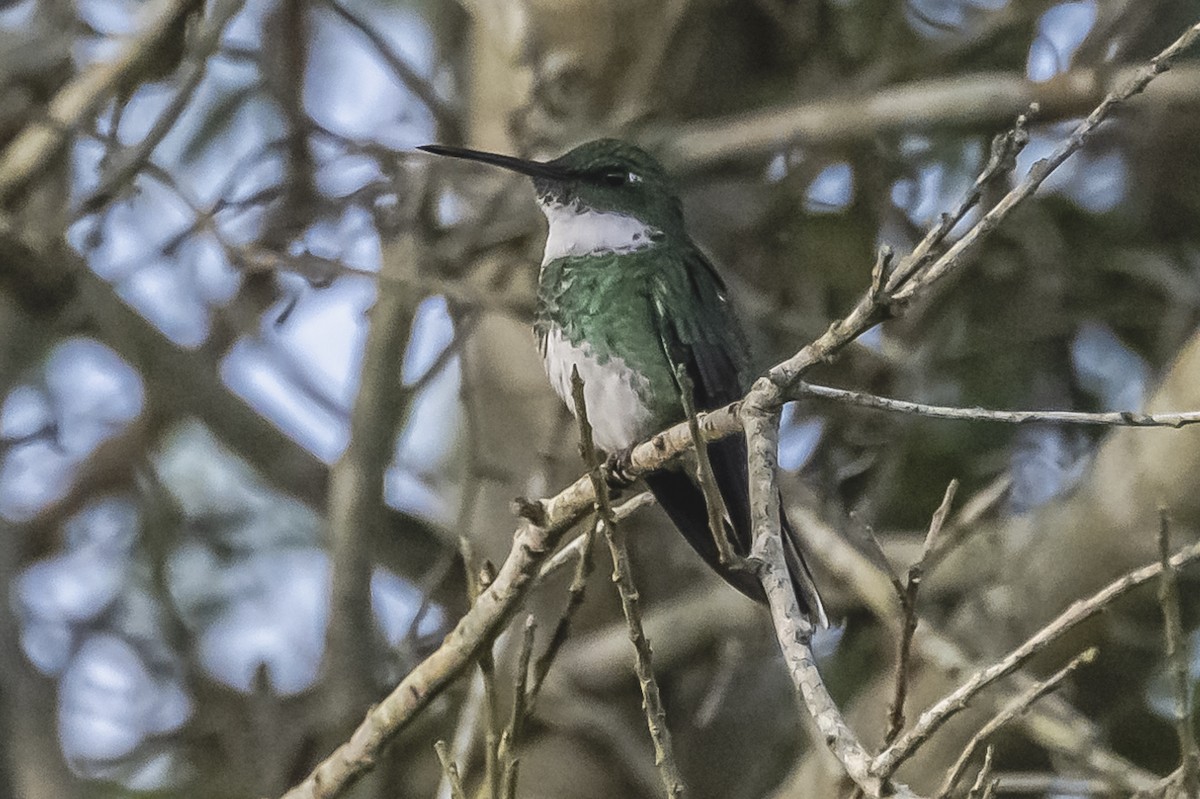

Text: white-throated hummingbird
xmin=420 ymin=139 xmax=826 ymax=624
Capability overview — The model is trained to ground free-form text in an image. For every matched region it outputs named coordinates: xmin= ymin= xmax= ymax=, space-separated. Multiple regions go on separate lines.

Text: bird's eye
xmin=601 ymin=170 xmax=627 ymax=187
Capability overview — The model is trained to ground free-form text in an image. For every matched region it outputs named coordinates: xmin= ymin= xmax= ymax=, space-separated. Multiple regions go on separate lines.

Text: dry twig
xmin=875 ymin=539 xmax=1200 ymax=780
xmin=781 ymin=502 xmax=1156 ymax=793
xmin=535 ymin=492 xmax=655 ymax=581
xmin=798 ymin=383 xmax=1200 ymax=429
xmin=571 ymin=368 xmax=686 ymax=799
xmin=528 ymin=522 xmax=596 ymax=706
xmin=937 ymin=647 xmax=1098 ymax=799
xmin=497 ymin=617 xmax=536 ymax=799
xmin=675 ymin=364 xmax=738 ymax=566
xmin=885 ymin=481 xmax=958 ymax=747
xmin=966 ymin=747 xmax=996 ymax=799
xmin=321 ymin=0 xmax=458 ymax=132
xmin=74 ymin=0 xmax=246 ymax=217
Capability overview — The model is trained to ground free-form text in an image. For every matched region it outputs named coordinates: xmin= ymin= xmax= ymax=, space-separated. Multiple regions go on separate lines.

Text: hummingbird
xmin=419 ymin=139 xmax=826 ymax=624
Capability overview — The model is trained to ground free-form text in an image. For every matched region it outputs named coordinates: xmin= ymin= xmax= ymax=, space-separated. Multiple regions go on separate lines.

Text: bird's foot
xmin=604 ymin=447 xmax=637 ymax=489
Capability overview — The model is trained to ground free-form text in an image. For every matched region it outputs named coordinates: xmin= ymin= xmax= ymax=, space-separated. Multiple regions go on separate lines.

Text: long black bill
xmin=417 ymin=144 xmax=567 ymax=181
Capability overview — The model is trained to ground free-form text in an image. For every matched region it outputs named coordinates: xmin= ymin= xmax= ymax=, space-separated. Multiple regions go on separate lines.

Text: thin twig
xmin=675 ymin=363 xmax=739 ymax=566
xmin=966 ymin=747 xmax=995 ymax=799
xmin=1133 ymin=767 xmax=1187 ymax=799
xmin=434 ymin=741 xmax=468 ymax=799
xmin=924 ymin=476 xmax=1010 ymax=572
xmin=535 ymin=492 xmax=655 ymax=582
xmin=885 ymin=481 xmax=958 ymax=746
xmin=797 ymin=382 xmax=1200 ymax=429
xmin=571 ymin=367 xmax=686 ymax=799
xmin=885 ymin=113 xmax=1032 ymax=294
xmin=436 ymin=671 xmax=484 ymax=799
xmin=528 ymin=522 xmax=596 ymax=706
xmin=456 ymin=537 xmax=501 ymax=799
xmin=785 ymin=502 xmax=1157 ymax=793
xmin=937 ymin=647 xmax=1098 ymax=799
xmin=497 ymin=616 xmax=535 ymax=799
xmin=891 ymin=20 xmax=1200 ymax=303
xmin=875 ymin=538 xmax=1200 ymax=779
xmin=478 ymin=563 xmax=500 ymax=799
xmin=1158 ymin=510 xmax=1199 ymax=798
xmin=992 ymin=773 xmax=1114 ymax=795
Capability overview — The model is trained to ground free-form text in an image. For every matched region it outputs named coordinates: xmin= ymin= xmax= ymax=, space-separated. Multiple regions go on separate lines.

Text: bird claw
xmin=605 ymin=447 xmax=637 ymax=488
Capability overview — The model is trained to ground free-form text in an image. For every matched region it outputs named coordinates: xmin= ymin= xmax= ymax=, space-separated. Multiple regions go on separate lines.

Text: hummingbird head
xmin=418 ymin=138 xmax=684 ymax=238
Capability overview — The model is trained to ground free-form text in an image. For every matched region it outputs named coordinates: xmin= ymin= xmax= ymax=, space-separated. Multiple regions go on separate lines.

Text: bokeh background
xmin=1 ymin=0 xmax=1200 ymax=796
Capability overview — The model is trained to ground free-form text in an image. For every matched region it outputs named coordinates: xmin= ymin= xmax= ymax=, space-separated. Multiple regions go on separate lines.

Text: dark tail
xmin=643 ymin=434 xmax=827 ymax=626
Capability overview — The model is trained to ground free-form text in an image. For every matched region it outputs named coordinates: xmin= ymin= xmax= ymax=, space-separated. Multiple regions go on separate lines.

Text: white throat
xmin=539 ymin=201 xmax=658 ymax=266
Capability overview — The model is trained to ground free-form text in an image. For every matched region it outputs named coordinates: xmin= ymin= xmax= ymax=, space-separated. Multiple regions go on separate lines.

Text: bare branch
xmin=742 ymin=396 xmax=908 ymax=797
xmin=535 ymin=492 xmax=655 ymax=581
xmin=528 ymin=522 xmax=596 ymax=706
xmin=785 ymin=501 xmax=1157 ymax=792
xmin=798 ymin=383 xmax=1200 ymax=428
xmin=875 ymin=539 xmax=1200 ymax=779
xmin=885 ymin=481 xmax=958 ymax=747
xmin=675 ymin=363 xmax=739 ymax=567
xmin=937 ymin=647 xmax=1098 ymax=799
xmin=966 ymin=746 xmax=996 ymax=799
xmin=497 ymin=616 xmax=536 ymax=799
xmin=74 ymin=0 xmax=246 ymax=217
xmin=661 ymin=63 xmax=1200 ymax=170
xmin=892 ymin=20 xmax=1200 ymax=303
xmin=324 ymin=225 xmax=425 ymax=715
xmin=884 ymin=112 xmax=1031 ymax=295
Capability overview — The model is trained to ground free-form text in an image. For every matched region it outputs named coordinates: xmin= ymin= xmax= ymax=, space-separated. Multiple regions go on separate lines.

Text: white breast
xmin=539 ymin=202 xmax=658 ymax=266
xmin=542 ymin=326 xmax=654 ymax=452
